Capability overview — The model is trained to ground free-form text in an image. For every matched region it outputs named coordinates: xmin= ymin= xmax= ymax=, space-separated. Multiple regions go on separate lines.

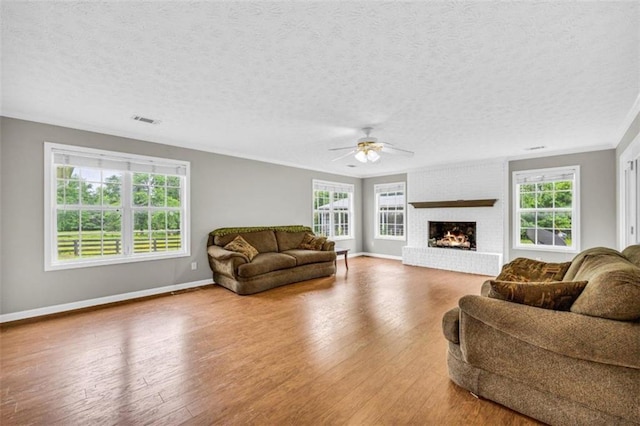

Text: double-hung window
xmin=312 ymin=180 xmax=354 ymax=239
xmin=375 ymin=182 xmax=406 ymax=239
xmin=45 ymin=142 xmax=190 ymax=270
xmin=513 ymin=165 xmax=579 ymax=252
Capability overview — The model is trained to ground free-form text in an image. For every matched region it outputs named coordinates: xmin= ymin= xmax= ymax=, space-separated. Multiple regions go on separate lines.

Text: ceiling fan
xmin=330 ymin=127 xmax=414 ymax=163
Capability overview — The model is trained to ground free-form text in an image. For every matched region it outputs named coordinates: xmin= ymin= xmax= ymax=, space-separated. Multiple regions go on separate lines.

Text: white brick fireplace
xmin=403 ymin=161 xmax=506 ymax=275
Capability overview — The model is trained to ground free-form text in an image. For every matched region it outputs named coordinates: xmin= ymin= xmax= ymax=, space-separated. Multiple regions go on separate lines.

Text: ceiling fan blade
xmin=328 ymin=146 xmax=357 ymax=151
xmin=382 ymin=145 xmax=414 ymax=156
xmin=331 ymin=150 xmax=356 ymax=162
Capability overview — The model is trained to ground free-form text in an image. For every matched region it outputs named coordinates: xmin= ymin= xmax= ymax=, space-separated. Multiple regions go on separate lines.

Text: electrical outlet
xmin=191 ymin=262 xmax=197 ymax=270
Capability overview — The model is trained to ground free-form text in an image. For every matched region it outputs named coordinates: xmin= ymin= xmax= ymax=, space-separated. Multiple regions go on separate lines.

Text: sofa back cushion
xmin=275 ymin=231 xmax=307 ymax=252
xmin=563 ymin=246 xmax=622 ymax=281
xmin=215 ymin=230 xmax=278 ymax=253
xmin=569 ymin=256 xmax=640 ymax=321
xmin=622 ymin=244 xmax=640 ymax=268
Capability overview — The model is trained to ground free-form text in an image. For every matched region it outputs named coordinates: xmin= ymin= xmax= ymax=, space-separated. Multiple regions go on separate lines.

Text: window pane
xmin=133 ymin=186 xmax=149 ymax=206
xmin=58 ymin=180 xmax=80 ymax=205
xmin=134 ymin=231 xmax=151 ymax=253
xmin=151 ymin=211 xmax=167 ymax=230
xmin=554 ymin=191 xmax=572 ymax=208
xmin=519 ymin=192 xmax=535 ymax=209
xmin=103 ymin=172 xmax=122 ymax=206
xmin=167 ymin=187 xmax=180 ymax=207
xmin=151 ymin=186 xmax=166 ymax=207
xmin=554 ymin=180 xmax=572 ymax=191
xmin=134 ymin=211 xmax=149 ymax=231
xmin=81 ymin=210 xmax=102 ymax=231
xmin=167 ymin=176 xmax=181 ymax=187
xmin=167 ymin=231 xmax=182 ymax=251
xmin=536 ymin=191 xmax=553 ymax=208
xmin=167 ymin=211 xmax=181 ymax=230
xmin=152 ymin=231 xmax=167 ymax=252
xmin=134 ymin=173 xmax=150 ymax=185
xmin=151 ymin=174 xmax=166 ymax=186
xmin=537 ymin=212 xmax=553 ymax=228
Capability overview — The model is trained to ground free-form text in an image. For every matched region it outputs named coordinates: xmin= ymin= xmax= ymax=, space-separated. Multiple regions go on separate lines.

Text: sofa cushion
xmin=215 ymin=230 xmax=278 ymax=253
xmin=496 ymin=258 xmax=571 ymax=282
xmin=275 ymin=231 xmax=307 ymax=252
xmin=570 ymin=263 xmax=640 ymax=321
xmin=298 ymin=233 xmax=327 ymax=250
xmin=281 ymin=249 xmax=336 ymax=266
xmin=622 ymin=244 xmax=640 ymax=268
xmin=223 ymin=236 xmax=258 ymax=261
xmin=563 ymin=247 xmax=623 ymax=281
xmin=236 ymin=252 xmax=297 ymax=278
xmin=488 ymin=280 xmax=588 ymax=311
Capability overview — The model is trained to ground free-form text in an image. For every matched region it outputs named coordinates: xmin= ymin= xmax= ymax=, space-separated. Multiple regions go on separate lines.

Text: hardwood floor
xmin=1 ymin=257 xmax=541 ymax=425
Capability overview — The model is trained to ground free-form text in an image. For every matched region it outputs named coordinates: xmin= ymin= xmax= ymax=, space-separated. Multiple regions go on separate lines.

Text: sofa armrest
xmin=458 ymin=295 xmax=640 ymax=369
xmin=207 ymin=245 xmax=248 ymax=279
xmin=207 ymin=245 xmax=249 ymax=262
xmin=442 ymin=307 xmax=460 ymax=344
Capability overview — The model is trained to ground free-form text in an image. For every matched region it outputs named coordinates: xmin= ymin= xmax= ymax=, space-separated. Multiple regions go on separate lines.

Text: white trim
xmin=0 ymin=279 xmax=212 ymax=323
xmin=512 ymin=165 xmax=580 ymax=253
xmin=374 ymin=182 xmax=406 ymax=241
xmin=360 ymin=252 xmax=403 ymax=261
xmin=44 ymin=142 xmax=191 ymax=271
xmin=613 ymin=93 xmax=640 ymax=149
xmin=618 ymin=132 xmax=640 ymax=249
xmin=312 ymin=179 xmax=355 ymax=239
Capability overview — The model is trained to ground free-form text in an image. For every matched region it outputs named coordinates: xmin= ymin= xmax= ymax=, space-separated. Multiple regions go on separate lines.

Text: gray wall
xmin=0 ymin=117 xmax=362 ymax=315
xmin=361 ymin=174 xmax=407 ymax=257
xmin=509 ymin=149 xmax=616 ymax=262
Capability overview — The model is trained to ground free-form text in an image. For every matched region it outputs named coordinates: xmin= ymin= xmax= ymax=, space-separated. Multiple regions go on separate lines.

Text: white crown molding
xmin=613 ymin=93 xmax=640 ymax=148
xmin=505 ymin=143 xmax=614 ymax=162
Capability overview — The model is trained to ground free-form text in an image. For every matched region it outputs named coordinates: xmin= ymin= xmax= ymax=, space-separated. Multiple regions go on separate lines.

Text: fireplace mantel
xmin=409 ymin=199 xmax=497 ymax=209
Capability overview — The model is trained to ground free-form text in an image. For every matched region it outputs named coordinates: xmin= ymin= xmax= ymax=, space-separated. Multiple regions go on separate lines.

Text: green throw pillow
xmin=224 ymin=236 xmax=258 ymax=261
xmin=488 ymin=280 xmax=588 ymax=311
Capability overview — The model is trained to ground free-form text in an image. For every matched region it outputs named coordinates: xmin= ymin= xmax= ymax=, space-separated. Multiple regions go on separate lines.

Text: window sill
xmin=375 ymin=236 xmax=406 ymax=241
xmin=512 ymin=244 xmax=579 ymax=254
xmin=45 ymin=250 xmax=190 ymax=271
xmin=332 ymin=236 xmax=354 ymax=241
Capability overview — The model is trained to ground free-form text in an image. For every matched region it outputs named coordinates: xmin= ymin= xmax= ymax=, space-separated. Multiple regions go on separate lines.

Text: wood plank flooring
xmin=1 ymin=257 xmax=541 ymax=425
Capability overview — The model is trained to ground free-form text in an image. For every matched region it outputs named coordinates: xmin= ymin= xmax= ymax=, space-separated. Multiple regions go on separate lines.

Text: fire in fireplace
xmin=428 ymin=221 xmax=476 ymax=250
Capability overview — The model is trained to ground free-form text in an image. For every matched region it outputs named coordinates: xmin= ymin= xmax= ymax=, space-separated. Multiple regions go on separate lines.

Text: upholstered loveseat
xmin=207 ymin=226 xmax=336 ymax=295
xmin=442 ymin=245 xmax=640 ymax=425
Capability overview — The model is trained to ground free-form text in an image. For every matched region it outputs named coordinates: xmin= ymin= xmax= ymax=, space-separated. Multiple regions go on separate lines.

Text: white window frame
xmin=513 ymin=165 xmax=580 ymax=253
xmin=44 ymin=142 xmax=190 ymax=271
xmin=374 ymin=182 xmax=406 ymax=240
xmin=312 ymin=179 xmax=354 ymax=240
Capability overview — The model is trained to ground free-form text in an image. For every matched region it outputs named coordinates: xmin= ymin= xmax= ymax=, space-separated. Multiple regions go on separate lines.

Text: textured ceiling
xmin=2 ymin=1 xmax=639 ymax=177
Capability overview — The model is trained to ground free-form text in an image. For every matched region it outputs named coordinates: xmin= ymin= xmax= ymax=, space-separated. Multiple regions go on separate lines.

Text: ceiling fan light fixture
xmin=367 ymin=150 xmax=380 ymax=162
xmin=355 ymin=150 xmax=368 ymax=163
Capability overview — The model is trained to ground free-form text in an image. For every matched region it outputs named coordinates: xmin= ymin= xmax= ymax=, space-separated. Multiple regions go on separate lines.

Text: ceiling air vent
xmin=132 ymin=115 xmax=160 ymax=125
xmin=525 ymin=145 xmax=546 ymax=151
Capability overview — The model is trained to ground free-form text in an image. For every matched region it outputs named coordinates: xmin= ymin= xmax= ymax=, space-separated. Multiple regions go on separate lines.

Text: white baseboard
xmin=0 ymin=279 xmax=213 ymax=323
xmin=359 ymin=252 xmax=403 ymax=261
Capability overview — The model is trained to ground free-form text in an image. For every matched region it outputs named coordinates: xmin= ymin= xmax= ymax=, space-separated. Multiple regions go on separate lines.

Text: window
xmin=312 ymin=180 xmax=354 ymax=239
xmin=513 ymin=166 xmax=579 ymax=252
xmin=375 ymin=182 xmax=406 ymax=239
xmin=45 ymin=142 xmax=190 ymax=270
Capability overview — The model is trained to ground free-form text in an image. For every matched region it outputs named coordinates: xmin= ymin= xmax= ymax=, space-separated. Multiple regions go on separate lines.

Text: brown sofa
xmin=207 ymin=226 xmax=336 ymax=295
xmin=442 ymin=245 xmax=640 ymax=425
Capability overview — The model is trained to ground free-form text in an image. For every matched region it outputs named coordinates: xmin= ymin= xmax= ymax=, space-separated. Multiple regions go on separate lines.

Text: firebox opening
xmin=428 ymin=221 xmax=476 ymax=251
